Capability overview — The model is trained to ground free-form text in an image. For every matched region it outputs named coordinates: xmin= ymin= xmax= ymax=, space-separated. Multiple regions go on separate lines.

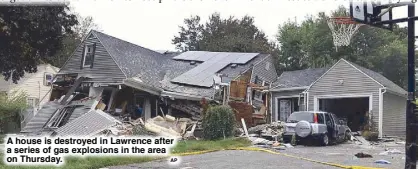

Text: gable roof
xmin=271 ymin=68 xmax=328 ymax=89
xmin=92 ymin=30 xmax=166 ymax=88
xmin=272 ymin=58 xmax=406 ymax=96
xmin=81 ymin=31 xmax=271 ymax=98
xmin=305 ymin=59 xmax=406 ymax=95
xmin=344 ymin=59 xmax=406 ymax=95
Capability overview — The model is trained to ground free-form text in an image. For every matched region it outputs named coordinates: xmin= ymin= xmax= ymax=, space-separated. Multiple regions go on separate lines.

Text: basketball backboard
xmin=350 ymin=0 xmax=395 ymax=30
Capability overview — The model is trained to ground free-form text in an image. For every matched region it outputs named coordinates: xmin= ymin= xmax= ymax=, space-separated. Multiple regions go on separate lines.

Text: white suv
xmin=282 ymin=111 xmax=351 ymax=146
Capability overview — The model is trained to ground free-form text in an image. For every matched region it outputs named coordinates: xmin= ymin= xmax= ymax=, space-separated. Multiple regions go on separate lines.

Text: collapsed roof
xmin=86 ymin=30 xmax=270 ymax=99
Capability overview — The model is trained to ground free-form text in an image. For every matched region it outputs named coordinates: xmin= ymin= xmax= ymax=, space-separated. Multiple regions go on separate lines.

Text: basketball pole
xmin=406 ymin=3 xmax=417 ymax=169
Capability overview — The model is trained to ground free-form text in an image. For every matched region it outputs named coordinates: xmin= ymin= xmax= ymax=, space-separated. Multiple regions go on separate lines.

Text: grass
xmin=172 ymin=137 xmax=251 ymax=154
xmin=0 ymin=137 xmax=250 ymax=169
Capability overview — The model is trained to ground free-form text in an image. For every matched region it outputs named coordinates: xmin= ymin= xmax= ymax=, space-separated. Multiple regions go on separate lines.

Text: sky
xmin=70 ymin=0 xmax=415 ymax=51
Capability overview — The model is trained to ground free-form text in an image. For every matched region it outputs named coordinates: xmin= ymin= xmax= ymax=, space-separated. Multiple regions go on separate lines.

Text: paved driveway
xmin=270 ymin=142 xmax=408 ymax=169
xmin=108 ymin=150 xmax=338 ymax=169
xmin=107 ymin=141 xmax=414 ymax=169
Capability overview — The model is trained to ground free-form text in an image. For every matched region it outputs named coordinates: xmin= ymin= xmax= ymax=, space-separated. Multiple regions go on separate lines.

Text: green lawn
xmin=172 ymin=137 xmax=251 ymax=154
xmin=0 ymin=137 xmax=250 ymax=169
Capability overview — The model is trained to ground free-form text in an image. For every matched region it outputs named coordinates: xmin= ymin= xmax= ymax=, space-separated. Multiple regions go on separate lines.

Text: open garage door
xmin=318 ymin=97 xmax=369 ymax=132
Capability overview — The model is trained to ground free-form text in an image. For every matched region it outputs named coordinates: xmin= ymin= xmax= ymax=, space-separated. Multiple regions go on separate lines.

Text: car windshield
xmin=287 ymin=112 xmax=314 ymax=123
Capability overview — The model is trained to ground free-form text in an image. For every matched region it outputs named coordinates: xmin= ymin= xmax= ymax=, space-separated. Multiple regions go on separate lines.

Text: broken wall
xmin=230 ymin=80 xmax=247 ymax=99
xmin=229 ymin=101 xmax=253 ymax=127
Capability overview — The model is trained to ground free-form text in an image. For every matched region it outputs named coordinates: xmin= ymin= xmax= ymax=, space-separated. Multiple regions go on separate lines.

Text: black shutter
xmin=90 ymin=43 xmax=96 ymax=68
xmin=80 ymin=45 xmax=86 ymax=69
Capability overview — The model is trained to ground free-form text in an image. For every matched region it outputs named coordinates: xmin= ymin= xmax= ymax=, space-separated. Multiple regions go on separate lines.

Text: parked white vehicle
xmin=282 ymin=111 xmax=351 ymax=146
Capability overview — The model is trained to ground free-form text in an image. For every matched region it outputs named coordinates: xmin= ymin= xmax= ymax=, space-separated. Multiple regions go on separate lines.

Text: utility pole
xmin=406 ymin=3 xmax=417 ymax=169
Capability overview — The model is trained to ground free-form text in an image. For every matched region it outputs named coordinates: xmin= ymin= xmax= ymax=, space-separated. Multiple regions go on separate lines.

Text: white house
xmin=0 ymin=64 xmax=59 ymax=110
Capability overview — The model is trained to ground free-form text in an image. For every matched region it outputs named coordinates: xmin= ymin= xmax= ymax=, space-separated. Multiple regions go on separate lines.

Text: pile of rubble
xmin=247 ymin=121 xmax=285 ymax=140
xmin=235 ymin=119 xmax=288 ymax=149
xmin=99 ymin=114 xmax=199 ymax=140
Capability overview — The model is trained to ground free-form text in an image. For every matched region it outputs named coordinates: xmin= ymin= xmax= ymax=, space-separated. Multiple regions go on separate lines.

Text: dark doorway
xmin=101 ymin=88 xmax=113 ymax=110
xmin=318 ymin=97 xmax=369 ymax=132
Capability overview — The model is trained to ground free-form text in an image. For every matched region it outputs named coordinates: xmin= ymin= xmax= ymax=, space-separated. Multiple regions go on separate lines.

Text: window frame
xmin=44 ymin=73 xmax=54 ymax=86
xmin=82 ymin=44 xmax=94 ymax=67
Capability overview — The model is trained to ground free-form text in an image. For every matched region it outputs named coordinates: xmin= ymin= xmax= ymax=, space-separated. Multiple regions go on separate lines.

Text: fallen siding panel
xmin=54 ymin=110 xmax=121 ymax=137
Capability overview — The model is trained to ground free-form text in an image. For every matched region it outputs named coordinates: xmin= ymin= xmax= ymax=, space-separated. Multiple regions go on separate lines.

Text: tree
xmin=276 ymin=5 xmax=408 ymax=88
xmin=173 ymin=13 xmax=275 ymax=54
xmin=172 ymin=15 xmax=203 ymax=51
xmin=0 ymin=6 xmax=77 ymax=83
xmin=47 ymin=14 xmax=101 ymax=67
xmin=74 ymin=14 xmax=101 ymax=40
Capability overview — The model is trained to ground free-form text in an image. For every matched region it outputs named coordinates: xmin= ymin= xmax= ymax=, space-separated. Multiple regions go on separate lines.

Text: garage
xmin=317 ymin=97 xmax=370 ymax=132
xmin=272 ymin=59 xmax=407 ymax=138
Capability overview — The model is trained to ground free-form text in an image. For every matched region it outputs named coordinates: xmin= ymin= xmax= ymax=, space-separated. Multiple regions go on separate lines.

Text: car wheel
xmin=321 ymin=134 xmax=329 ymax=146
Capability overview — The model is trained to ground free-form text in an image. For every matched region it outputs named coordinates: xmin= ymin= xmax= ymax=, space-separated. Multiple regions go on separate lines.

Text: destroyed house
xmin=20 ymin=30 xmax=278 ymax=136
xmin=270 ymin=58 xmax=407 ymax=138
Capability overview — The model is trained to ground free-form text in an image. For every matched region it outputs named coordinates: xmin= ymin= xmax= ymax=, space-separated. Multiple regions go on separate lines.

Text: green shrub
xmin=202 ymin=105 xmax=236 ymax=140
xmin=362 ymin=130 xmax=379 ymax=141
xmin=0 ymin=91 xmax=28 ymax=133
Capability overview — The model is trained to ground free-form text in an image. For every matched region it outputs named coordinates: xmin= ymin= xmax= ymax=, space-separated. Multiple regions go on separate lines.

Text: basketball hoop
xmin=327 ymin=17 xmax=364 ymax=51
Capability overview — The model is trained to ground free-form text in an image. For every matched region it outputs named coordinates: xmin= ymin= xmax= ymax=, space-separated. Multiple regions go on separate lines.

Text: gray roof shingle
xmin=21 ymin=99 xmax=97 ymax=134
xmin=91 ymin=30 xmax=269 ymax=98
xmin=272 ymin=59 xmax=406 ymax=96
xmin=272 ymin=68 xmax=328 ymax=89
xmin=159 ymin=52 xmax=267 ymax=98
xmin=54 ymin=110 xmax=121 ymax=137
xmin=93 ymin=31 xmax=166 ymax=88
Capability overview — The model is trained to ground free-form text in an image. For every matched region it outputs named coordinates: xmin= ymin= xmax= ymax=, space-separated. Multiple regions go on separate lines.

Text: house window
xmin=44 ymin=73 xmax=53 ymax=86
xmin=83 ymin=45 xmax=94 ymax=67
xmin=27 ymin=97 xmax=39 ymax=108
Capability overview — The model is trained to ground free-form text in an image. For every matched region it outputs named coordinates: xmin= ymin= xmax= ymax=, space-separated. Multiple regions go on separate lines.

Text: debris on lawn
xmin=379 ymin=149 xmax=402 ymax=155
xmin=375 ymin=159 xmax=391 ymax=164
xmin=355 ymin=152 xmax=373 ymax=158
xmin=352 ymin=135 xmax=371 ymax=146
xmin=283 ymin=143 xmax=294 ymax=148
xmin=249 ymin=136 xmax=270 ymax=145
xmin=382 ymin=138 xmax=395 ymax=142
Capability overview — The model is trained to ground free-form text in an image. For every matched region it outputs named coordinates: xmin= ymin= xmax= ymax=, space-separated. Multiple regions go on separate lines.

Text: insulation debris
xmin=247 ymin=121 xmax=285 ymax=139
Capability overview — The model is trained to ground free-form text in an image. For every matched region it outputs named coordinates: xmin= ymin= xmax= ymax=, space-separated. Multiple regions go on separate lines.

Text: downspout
xmin=378 ymin=87 xmax=387 ymax=138
xmin=306 ymin=92 xmax=309 ymax=111
xmin=38 ymin=81 xmax=41 ymax=112
xmin=269 ymin=83 xmax=273 ymax=123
